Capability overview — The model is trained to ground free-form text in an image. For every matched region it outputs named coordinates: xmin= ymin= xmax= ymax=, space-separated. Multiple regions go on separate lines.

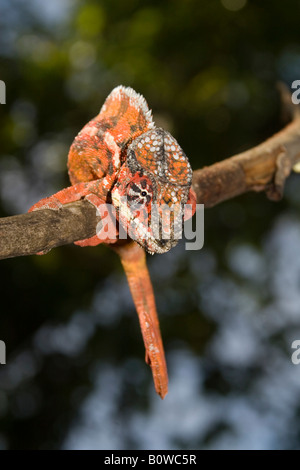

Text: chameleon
xmin=29 ymin=86 xmax=196 ymax=399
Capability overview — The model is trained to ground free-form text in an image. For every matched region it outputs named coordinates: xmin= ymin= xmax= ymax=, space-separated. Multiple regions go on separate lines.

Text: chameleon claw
xmin=28 ymin=196 xmax=64 ymax=213
xmin=28 ymin=196 xmax=64 ymax=255
xmin=75 ymin=194 xmax=119 ymax=247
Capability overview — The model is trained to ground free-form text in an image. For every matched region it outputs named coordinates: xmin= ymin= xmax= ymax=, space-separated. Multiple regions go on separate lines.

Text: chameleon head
xmin=111 ymin=128 xmax=196 ymax=254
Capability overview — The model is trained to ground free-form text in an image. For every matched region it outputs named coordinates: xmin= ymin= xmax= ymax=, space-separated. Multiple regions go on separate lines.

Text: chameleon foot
xmin=75 ymin=194 xmax=119 ymax=247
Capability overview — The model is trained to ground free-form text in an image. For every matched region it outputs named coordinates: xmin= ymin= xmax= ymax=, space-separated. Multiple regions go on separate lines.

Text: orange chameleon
xmin=29 ymin=86 xmax=196 ymax=399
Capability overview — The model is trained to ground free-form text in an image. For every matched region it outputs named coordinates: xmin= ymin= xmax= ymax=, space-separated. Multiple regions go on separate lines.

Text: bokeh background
xmin=1 ymin=0 xmax=300 ymax=450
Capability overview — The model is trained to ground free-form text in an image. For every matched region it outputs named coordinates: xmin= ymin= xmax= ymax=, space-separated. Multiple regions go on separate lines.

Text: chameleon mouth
xmin=127 ymin=216 xmax=178 ymax=254
xmin=120 ymin=208 xmax=179 ymax=254
xmin=143 ymin=237 xmax=178 ymax=255
xmin=112 ymin=188 xmax=179 ymax=254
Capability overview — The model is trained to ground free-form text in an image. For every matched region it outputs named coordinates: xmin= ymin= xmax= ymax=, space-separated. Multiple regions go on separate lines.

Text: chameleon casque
xmin=29 ymin=86 xmax=196 ymax=399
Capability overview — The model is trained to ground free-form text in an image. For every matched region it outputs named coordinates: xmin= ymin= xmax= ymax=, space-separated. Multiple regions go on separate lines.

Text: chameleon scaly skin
xmin=29 ymin=86 xmax=196 ymax=399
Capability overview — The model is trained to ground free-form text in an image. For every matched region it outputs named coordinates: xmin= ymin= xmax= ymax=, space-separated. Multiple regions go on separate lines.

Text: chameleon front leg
xmin=112 ymin=241 xmax=168 ymax=399
xmin=28 ymin=176 xmax=114 ymax=212
xmin=28 ymin=177 xmax=119 ymax=247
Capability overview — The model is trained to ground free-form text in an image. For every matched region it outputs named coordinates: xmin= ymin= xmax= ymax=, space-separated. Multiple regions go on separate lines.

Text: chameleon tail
xmin=112 ymin=241 xmax=168 ymax=399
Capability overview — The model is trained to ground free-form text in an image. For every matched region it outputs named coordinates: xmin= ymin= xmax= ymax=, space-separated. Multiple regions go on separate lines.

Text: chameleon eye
xmin=126 ymin=177 xmax=153 ymax=208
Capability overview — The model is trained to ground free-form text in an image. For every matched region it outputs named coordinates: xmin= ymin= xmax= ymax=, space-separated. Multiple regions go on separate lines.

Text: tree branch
xmin=1 ymin=105 xmax=300 ymax=260
xmin=0 ymin=200 xmax=99 ymax=260
xmin=192 ymin=115 xmax=300 ymax=207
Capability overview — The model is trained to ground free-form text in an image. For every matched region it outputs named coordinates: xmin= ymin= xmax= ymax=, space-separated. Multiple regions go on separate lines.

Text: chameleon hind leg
xmin=112 ymin=241 xmax=168 ymax=399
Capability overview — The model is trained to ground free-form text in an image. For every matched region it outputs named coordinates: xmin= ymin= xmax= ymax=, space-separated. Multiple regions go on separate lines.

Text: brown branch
xmin=192 ymin=115 xmax=300 ymax=207
xmin=0 ymin=104 xmax=300 ymax=260
xmin=0 ymin=200 xmax=99 ymax=260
